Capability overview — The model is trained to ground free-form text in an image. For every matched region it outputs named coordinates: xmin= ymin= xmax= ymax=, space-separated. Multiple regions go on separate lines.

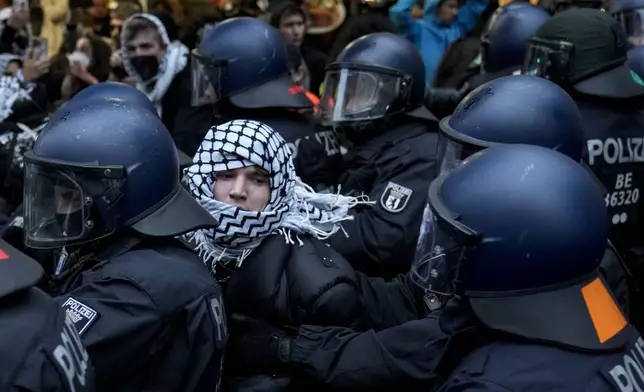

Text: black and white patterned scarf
xmin=184 ymin=119 xmax=369 ymax=276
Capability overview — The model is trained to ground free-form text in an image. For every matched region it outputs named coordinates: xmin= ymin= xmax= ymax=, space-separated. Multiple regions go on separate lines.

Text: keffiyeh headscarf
xmin=184 ymin=119 xmax=370 ymax=276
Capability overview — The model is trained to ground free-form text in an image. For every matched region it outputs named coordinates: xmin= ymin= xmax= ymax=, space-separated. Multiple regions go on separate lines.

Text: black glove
xmin=424 ymin=85 xmax=469 ymax=119
xmin=226 ymin=313 xmax=296 ymax=375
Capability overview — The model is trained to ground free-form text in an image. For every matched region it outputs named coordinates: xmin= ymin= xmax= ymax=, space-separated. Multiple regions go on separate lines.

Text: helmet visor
xmin=521 ymin=37 xmax=573 ymax=82
xmin=436 ymin=130 xmax=483 ymax=176
xmin=191 ymin=49 xmax=225 ymax=106
xmin=411 ymin=204 xmax=464 ymax=297
xmin=318 ymin=68 xmax=406 ymax=125
xmin=23 ymin=155 xmax=125 ymax=249
xmin=613 ymin=9 xmax=644 ymax=46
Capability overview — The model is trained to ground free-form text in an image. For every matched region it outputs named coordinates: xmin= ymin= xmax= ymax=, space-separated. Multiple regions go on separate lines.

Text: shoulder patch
xmin=380 ymin=182 xmax=413 ymax=213
xmin=61 ymin=297 xmax=99 ymax=336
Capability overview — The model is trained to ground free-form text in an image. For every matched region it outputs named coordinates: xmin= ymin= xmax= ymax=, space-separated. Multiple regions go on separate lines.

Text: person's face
xmin=125 ymin=30 xmax=166 ymax=61
xmin=92 ymin=0 xmax=108 ymax=17
xmin=55 ymin=186 xmax=82 ymax=214
xmin=213 ymin=166 xmax=270 ymax=212
xmin=436 ymin=0 xmax=459 ymax=24
xmin=279 ymin=13 xmax=306 ymax=46
xmin=110 ymin=13 xmax=124 ymax=39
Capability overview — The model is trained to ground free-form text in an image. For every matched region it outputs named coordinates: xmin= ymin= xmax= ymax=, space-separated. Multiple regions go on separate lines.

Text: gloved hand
xmin=226 ymin=313 xmax=297 ymax=375
xmin=424 ymin=85 xmax=469 ymax=119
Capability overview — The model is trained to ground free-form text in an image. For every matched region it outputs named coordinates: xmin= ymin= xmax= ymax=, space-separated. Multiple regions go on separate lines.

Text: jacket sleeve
xmin=453 ymin=0 xmax=489 ymax=35
xmin=53 ymin=277 xmax=163 ymax=376
xmin=42 ymin=0 xmax=69 ymax=25
xmin=389 ymin=0 xmax=421 ymax=42
xmin=356 ymin=272 xmax=426 ymax=330
xmin=289 ymin=315 xmax=448 ymax=390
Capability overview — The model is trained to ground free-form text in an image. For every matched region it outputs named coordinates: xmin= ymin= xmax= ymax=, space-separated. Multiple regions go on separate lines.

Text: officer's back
xmin=522 ymin=9 xmax=644 ymax=331
xmin=0 ymin=239 xmax=94 ymax=391
xmin=440 ymin=330 xmax=644 ymax=391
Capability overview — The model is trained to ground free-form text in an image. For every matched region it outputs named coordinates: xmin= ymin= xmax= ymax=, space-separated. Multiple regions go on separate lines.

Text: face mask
xmin=130 ymin=55 xmax=159 ymax=81
xmin=67 ymin=51 xmax=91 ymax=69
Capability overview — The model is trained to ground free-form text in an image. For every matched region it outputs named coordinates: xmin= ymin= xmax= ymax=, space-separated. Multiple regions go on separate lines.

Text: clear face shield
xmin=436 ymin=127 xmax=484 ymax=176
xmin=317 ymin=65 xmax=410 ymax=126
xmin=521 ymin=37 xmax=574 ymax=83
xmin=23 ymin=153 xmax=126 ymax=249
xmin=613 ymin=9 xmax=644 ymax=46
xmin=412 ymin=171 xmax=482 ymax=312
xmin=191 ymin=49 xmax=226 ymax=107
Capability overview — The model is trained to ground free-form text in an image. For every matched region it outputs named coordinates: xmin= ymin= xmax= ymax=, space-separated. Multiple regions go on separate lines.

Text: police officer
xmin=0 ymin=238 xmax=95 ymax=391
xmin=191 ymin=17 xmax=339 ymax=190
xmin=523 ymin=8 xmax=644 ymax=332
xmin=429 ymin=145 xmax=639 ymax=392
xmin=23 ymin=95 xmax=226 ymax=390
xmin=225 ymin=75 xmax=631 ymax=391
xmin=464 ymin=3 xmax=549 ymax=91
xmin=434 ymin=74 xmax=630 ymax=314
xmin=1 ymin=82 xmax=194 ymax=271
xmin=321 ymin=32 xmax=439 ymax=278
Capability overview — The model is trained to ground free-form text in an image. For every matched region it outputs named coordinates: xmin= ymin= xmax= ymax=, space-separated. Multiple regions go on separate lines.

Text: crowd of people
xmin=2 ymin=0 xmax=644 ymax=390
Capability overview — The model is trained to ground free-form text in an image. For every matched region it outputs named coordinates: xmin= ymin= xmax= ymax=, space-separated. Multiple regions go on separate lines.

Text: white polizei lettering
xmin=63 ymin=316 xmax=88 ymax=384
xmin=587 ymin=138 xmax=644 ymax=166
xmin=53 ymin=315 xmax=90 ymax=392
xmin=314 ymin=130 xmax=341 ymax=156
xmin=53 ymin=344 xmax=77 ymax=392
xmin=609 ymin=337 xmax=644 ymax=392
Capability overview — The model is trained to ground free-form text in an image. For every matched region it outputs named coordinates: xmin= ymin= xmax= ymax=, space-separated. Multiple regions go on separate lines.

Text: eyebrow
xmin=251 ymin=167 xmax=270 ymax=177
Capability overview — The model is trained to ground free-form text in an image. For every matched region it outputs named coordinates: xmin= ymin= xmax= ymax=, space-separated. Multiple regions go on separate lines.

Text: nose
xmin=229 ymin=176 xmax=247 ymax=201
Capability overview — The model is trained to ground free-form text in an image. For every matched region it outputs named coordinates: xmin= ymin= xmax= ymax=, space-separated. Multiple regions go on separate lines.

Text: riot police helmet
xmin=413 ymin=144 xmax=627 ymax=350
xmin=23 ymin=100 xmax=218 ymax=249
xmin=191 ymin=17 xmax=311 ymax=109
xmin=52 ymin=81 xmax=158 ymax=121
xmin=437 ymin=75 xmax=584 ymax=176
xmin=522 ymin=9 xmax=644 ymax=98
xmin=318 ymin=32 xmax=434 ymax=130
xmin=481 ymin=4 xmax=550 ymax=73
xmin=50 ymin=82 xmax=193 ymax=169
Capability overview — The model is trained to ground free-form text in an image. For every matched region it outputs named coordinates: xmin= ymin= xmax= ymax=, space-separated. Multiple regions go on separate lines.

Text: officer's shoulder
xmin=454 ymin=340 xmax=613 ymax=386
xmin=100 ymin=245 xmax=218 ymax=310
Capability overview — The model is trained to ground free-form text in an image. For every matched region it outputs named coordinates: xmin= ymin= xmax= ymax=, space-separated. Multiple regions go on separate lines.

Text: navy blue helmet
xmin=413 ymin=144 xmax=623 ymax=350
xmin=318 ymin=32 xmax=434 ymax=130
xmin=192 ymin=17 xmax=310 ymax=109
xmin=50 ymin=82 xmax=193 ymax=169
xmin=23 ymin=100 xmax=217 ymax=249
xmin=481 ymin=3 xmax=550 ymax=73
xmin=628 ymin=46 xmax=644 ymax=81
xmin=437 ymin=75 xmax=584 ymax=175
